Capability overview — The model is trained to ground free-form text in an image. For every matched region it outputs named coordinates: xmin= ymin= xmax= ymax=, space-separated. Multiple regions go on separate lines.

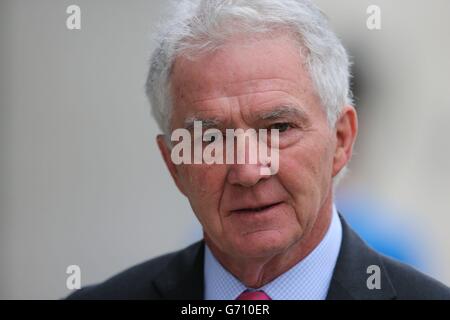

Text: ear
xmin=332 ymin=105 xmax=358 ymax=177
xmin=156 ymin=134 xmax=187 ymax=196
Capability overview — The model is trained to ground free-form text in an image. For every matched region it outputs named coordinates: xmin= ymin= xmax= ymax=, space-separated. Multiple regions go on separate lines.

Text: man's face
xmin=160 ymin=34 xmax=351 ymax=259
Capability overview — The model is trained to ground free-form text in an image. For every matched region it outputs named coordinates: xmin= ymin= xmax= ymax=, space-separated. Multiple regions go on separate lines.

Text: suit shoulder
xmin=379 ymin=254 xmax=450 ymax=300
xmin=66 ymin=241 xmax=202 ymax=300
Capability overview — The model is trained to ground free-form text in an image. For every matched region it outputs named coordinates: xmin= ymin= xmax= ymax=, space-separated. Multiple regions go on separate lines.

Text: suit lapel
xmin=326 ymin=215 xmax=397 ymax=300
xmin=153 ymin=240 xmax=205 ymax=299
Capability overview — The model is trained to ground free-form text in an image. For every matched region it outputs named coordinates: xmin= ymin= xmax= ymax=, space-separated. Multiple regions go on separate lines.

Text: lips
xmin=230 ymin=201 xmax=283 ymax=214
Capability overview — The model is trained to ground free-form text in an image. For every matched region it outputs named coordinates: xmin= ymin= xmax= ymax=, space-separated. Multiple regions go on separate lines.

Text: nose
xmin=226 ymin=132 xmax=272 ymax=187
xmin=227 ymin=163 xmax=270 ymax=187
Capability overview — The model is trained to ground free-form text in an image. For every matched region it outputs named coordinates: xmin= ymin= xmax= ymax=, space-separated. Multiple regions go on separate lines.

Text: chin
xmin=232 ymin=230 xmax=293 ymax=258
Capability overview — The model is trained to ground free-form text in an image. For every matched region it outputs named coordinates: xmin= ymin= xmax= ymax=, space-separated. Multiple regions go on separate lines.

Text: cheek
xmin=277 ymin=140 xmax=334 ymax=222
xmin=178 ymin=164 xmax=228 ymax=214
xmin=278 ymin=145 xmax=323 ymax=192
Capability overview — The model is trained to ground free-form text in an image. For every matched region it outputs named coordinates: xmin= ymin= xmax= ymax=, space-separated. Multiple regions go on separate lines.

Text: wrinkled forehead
xmin=169 ymin=34 xmax=317 ymax=121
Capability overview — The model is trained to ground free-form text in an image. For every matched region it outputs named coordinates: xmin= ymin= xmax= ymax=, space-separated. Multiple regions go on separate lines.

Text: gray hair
xmin=146 ymin=0 xmax=353 ymax=136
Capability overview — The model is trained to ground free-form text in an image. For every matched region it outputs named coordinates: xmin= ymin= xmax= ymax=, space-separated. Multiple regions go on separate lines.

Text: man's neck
xmin=205 ymin=196 xmax=334 ymax=288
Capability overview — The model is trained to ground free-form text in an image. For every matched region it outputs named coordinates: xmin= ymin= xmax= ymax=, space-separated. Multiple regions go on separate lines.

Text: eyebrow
xmin=183 ymin=116 xmax=224 ymax=131
xmin=259 ymin=105 xmax=309 ymax=122
xmin=183 ymin=105 xmax=309 ymax=130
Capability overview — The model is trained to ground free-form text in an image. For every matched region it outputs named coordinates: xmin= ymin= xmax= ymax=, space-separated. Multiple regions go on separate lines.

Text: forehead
xmin=170 ymin=34 xmax=318 ymax=121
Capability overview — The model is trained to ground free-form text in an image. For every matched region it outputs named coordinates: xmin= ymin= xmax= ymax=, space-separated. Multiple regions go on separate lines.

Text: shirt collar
xmin=204 ymin=204 xmax=342 ymax=300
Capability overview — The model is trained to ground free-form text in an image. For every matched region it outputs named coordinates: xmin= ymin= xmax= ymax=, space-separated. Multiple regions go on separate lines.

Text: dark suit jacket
xmin=67 ymin=216 xmax=450 ymax=300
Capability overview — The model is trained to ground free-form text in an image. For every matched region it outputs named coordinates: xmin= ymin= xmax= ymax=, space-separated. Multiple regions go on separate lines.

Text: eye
xmin=203 ymin=132 xmax=222 ymax=144
xmin=268 ymin=122 xmax=291 ymax=133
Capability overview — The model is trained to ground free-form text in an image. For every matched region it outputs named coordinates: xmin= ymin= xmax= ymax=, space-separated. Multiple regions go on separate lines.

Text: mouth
xmin=231 ymin=201 xmax=283 ymax=214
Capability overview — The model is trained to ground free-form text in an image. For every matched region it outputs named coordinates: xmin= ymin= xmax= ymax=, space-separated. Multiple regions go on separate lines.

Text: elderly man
xmin=69 ymin=0 xmax=450 ymax=300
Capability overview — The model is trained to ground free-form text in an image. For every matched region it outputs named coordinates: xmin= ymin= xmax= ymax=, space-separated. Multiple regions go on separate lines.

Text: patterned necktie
xmin=236 ymin=290 xmax=272 ymax=300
